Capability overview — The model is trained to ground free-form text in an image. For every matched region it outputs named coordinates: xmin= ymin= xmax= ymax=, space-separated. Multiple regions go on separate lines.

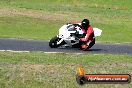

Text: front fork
xmin=56 ymin=35 xmax=64 ymax=45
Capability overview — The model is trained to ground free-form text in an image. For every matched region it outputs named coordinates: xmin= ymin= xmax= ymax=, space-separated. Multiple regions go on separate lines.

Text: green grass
xmin=0 ymin=0 xmax=131 ymax=42
xmin=1 ymin=0 xmax=132 ymax=11
xmin=0 ymin=52 xmax=132 ymax=88
xmin=0 ymin=1 xmax=132 ymax=88
xmin=0 ymin=16 xmax=59 ymax=40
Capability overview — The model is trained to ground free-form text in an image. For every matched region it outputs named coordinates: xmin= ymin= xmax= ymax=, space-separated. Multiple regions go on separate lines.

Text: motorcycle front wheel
xmin=49 ymin=36 xmax=65 ymax=48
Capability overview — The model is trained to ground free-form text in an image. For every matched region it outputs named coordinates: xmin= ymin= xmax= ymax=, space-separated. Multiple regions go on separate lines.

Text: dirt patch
xmin=20 ymin=64 xmax=77 ymax=70
xmin=21 ymin=64 xmax=62 ymax=71
xmin=0 ymin=7 xmax=79 ymax=22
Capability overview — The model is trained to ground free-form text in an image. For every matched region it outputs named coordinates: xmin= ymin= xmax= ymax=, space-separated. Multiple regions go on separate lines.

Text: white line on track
xmin=44 ymin=52 xmax=84 ymax=55
xmin=0 ymin=50 xmax=30 ymax=53
xmin=0 ymin=50 xmax=84 ymax=54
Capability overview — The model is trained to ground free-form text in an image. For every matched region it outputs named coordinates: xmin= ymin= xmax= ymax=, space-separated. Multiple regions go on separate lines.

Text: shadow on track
xmin=57 ymin=46 xmax=104 ymax=53
xmin=87 ymin=49 xmax=103 ymax=52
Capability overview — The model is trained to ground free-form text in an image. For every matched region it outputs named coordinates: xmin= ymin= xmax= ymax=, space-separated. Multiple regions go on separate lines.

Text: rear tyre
xmin=72 ymin=41 xmax=83 ymax=48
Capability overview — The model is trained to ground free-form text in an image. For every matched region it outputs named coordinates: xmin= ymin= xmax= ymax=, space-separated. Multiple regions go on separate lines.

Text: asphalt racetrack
xmin=0 ymin=38 xmax=132 ymax=55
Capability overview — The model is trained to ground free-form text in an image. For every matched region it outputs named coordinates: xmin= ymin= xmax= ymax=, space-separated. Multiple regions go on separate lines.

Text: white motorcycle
xmin=49 ymin=23 xmax=102 ymax=49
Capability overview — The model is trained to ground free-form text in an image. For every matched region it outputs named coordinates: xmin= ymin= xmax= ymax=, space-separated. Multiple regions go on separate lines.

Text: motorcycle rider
xmin=73 ymin=19 xmax=95 ymax=50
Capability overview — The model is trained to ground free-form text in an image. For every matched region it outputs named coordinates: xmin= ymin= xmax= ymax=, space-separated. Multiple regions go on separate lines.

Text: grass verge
xmin=0 ymin=0 xmax=131 ymax=42
xmin=0 ymin=52 xmax=132 ymax=88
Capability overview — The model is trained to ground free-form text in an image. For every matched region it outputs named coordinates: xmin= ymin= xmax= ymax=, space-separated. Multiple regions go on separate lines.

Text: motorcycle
xmin=49 ymin=23 xmax=102 ymax=50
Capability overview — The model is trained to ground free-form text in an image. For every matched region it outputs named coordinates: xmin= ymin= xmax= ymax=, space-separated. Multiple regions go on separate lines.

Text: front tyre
xmin=49 ymin=36 xmax=62 ymax=48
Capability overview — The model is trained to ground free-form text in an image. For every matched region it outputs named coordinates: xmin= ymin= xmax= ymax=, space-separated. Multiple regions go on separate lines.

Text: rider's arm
xmin=80 ymin=26 xmax=93 ymax=42
xmin=80 ymin=34 xmax=90 ymax=42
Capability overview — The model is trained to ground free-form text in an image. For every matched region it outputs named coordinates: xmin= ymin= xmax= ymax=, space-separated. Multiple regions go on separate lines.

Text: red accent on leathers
xmin=72 ymin=22 xmax=95 ymax=49
xmin=81 ymin=44 xmax=88 ymax=49
xmin=80 ymin=25 xmax=94 ymax=42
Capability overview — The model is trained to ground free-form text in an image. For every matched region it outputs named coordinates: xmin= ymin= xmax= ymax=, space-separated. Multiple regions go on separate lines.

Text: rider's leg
xmin=80 ymin=42 xmax=88 ymax=50
xmin=80 ymin=38 xmax=95 ymax=50
xmin=87 ymin=38 xmax=95 ymax=49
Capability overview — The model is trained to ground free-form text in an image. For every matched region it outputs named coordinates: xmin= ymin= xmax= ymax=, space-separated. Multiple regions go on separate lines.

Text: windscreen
xmin=66 ymin=24 xmax=75 ymax=31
